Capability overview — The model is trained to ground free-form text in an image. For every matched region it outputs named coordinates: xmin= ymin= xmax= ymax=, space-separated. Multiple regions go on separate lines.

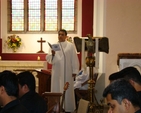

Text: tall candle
xmin=95 ymin=38 xmax=99 ymax=69
xmin=81 ymin=37 xmax=85 ymax=69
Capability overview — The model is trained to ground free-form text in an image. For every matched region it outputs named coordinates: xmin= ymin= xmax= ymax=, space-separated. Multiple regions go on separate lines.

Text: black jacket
xmin=19 ymin=91 xmax=47 ymax=113
xmin=0 ymin=99 xmax=30 ymax=113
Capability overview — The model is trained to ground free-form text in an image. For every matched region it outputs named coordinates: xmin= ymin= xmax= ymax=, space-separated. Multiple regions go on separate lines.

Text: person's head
xmin=58 ymin=29 xmax=67 ymax=42
xmin=122 ymin=66 xmax=141 ymax=91
xmin=108 ymin=71 xmax=123 ymax=83
xmin=17 ymin=71 xmax=36 ymax=98
xmin=103 ymin=78 xmax=140 ymax=113
xmin=0 ymin=70 xmax=18 ymax=106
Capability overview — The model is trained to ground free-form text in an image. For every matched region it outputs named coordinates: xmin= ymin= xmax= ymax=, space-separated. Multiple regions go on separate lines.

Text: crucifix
xmin=37 ymin=37 xmax=46 ymax=53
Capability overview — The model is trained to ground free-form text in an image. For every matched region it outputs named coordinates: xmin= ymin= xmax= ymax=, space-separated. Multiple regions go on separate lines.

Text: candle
xmin=81 ymin=37 xmax=85 ymax=69
xmin=37 ymin=56 xmax=40 ymax=60
xmin=0 ymin=56 xmax=1 ymax=60
xmin=95 ymin=38 xmax=99 ymax=68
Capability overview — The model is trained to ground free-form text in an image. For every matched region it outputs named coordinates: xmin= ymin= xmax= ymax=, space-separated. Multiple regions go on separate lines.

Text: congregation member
xmin=109 ymin=67 xmax=141 ymax=99
xmin=0 ymin=70 xmax=30 ymax=113
xmin=17 ymin=71 xmax=47 ymax=113
xmin=122 ymin=67 xmax=141 ymax=106
xmin=103 ymin=78 xmax=141 ymax=113
xmin=108 ymin=66 xmax=137 ymax=83
xmin=74 ymin=67 xmax=89 ymax=90
xmin=74 ymin=67 xmax=89 ymax=109
xmin=46 ymin=29 xmax=79 ymax=113
xmin=121 ymin=67 xmax=141 ymax=93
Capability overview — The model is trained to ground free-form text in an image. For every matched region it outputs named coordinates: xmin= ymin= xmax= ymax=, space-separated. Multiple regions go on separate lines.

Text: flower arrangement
xmin=6 ymin=34 xmax=22 ymax=52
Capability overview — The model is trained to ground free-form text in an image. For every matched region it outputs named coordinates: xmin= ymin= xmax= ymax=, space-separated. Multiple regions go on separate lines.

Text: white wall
xmin=1 ymin=0 xmax=82 ymax=53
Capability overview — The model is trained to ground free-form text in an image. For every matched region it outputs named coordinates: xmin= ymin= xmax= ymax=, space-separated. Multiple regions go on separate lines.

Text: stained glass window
xmin=45 ymin=0 xmax=57 ymax=31
xmin=28 ymin=0 xmax=41 ymax=31
xmin=62 ymin=0 xmax=75 ymax=30
xmin=7 ymin=0 xmax=77 ymax=33
xmin=11 ymin=0 xmax=24 ymax=31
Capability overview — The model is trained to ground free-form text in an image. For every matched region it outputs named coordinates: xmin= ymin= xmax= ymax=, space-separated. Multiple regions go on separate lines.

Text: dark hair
xmin=121 ymin=67 xmax=141 ymax=85
xmin=0 ymin=70 xmax=18 ymax=97
xmin=108 ymin=71 xmax=123 ymax=81
xmin=108 ymin=66 xmax=141 ymax=83
xmin=17 ymin=71 xmax=35 ymax=91
xmin=103 ymin=78 xmax=140 ymax=107
xmin=58 ymin=29 xmax=67 ymax=36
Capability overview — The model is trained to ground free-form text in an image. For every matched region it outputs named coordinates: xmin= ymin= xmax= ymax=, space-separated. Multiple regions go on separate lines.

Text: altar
xmin=0 ymin=60 xmax=46 ymax=92
xmin=0 ymin=61 xmax=45 ymax=71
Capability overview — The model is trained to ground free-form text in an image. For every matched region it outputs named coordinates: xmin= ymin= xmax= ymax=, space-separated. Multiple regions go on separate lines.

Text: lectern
xmin=36 ymin=69 xmax=51 ymax=95
xmin=36 ymin=70 xmax=64 ymax=113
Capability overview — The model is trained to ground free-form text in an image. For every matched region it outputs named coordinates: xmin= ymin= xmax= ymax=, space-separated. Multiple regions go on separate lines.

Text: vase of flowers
xmin=6 ymin=34 xmax=22 ymax=52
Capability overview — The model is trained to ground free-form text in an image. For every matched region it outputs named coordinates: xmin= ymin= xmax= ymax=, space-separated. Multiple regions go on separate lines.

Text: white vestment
xmin=74 ymin=67 xmax=89 ymax=90
xmin=46 ymin=41 xmax=79 ymax=112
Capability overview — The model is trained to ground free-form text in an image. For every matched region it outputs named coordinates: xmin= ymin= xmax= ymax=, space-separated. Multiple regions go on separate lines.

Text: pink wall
xmin=105 ymin=0 xmax=141 ymax=85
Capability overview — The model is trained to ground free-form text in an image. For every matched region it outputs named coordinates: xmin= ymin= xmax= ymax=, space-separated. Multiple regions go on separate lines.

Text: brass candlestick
xmin=86 ymin=35 xmax=104 ymax=113
xmin=86 ymin=56 xmax=95 ymax=113
xmin=73 ymin=35 xmax=109 ymax=113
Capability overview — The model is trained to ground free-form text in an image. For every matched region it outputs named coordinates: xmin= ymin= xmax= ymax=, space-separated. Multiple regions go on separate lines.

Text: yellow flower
xmin=15 ymin=37 xmax=20 ymax=41
xmin=6 ymin=34 xmax=22 ymax=51
xmin=12 ymin=43 xmax=16 ymax=47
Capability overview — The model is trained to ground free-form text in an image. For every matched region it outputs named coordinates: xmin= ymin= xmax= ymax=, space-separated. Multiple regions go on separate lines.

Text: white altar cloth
xmin=0 ymin=60 xmax=45 ymax=72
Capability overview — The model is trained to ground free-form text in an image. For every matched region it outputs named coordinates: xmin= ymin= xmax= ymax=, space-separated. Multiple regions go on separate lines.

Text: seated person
xmin=122 ymin=66 xmax=141 ymax=107
xmin=103 ymin=78 xmax=141 ymax=113
xmin=17 ymin=71 xmax=47 ymax=113
xmin=74 ymin=67 xmax=89 ymax=109
xmin=108 ymin=66 xmax=141 ymax=83
xmin=109 ymin=66 xmax=141 ymax=107
xmin=74 ymin=67 xmax=98 ymax=90
xmin=0 ymin=70 xmax=30 ymax=113
xmin=74 ymin=67 xmax=89 ymax=90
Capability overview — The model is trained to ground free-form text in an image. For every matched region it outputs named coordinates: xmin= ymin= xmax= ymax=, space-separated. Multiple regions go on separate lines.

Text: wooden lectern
xmin=36 ymin=69 xmax=63 ymax=113
xmin=36 ymin=69 xmax=51 ymax=95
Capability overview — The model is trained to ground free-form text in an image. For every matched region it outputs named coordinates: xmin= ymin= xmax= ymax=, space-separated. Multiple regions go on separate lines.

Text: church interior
xmin=0 ymin=0 xmax=141 ymax=113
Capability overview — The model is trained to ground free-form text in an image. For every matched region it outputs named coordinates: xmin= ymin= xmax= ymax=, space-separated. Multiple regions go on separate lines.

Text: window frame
xmin=7 ymin=0 xmax=77 ymax=34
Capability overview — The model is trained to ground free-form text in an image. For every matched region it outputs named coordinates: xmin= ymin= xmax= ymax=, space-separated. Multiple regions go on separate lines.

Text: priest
xmin=46 ymin=29 xmax=79 ymax=113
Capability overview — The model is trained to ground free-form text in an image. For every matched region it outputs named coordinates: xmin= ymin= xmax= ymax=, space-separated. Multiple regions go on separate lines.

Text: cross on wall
xmin=37 ymin=37 xmax=46 ymax=53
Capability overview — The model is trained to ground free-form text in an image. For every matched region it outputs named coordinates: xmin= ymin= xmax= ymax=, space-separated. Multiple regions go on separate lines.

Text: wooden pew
xmin=42 ymin=92 xmax=62 ymax=113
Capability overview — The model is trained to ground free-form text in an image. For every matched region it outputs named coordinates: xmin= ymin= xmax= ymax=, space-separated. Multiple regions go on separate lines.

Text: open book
xmin=48 ymin=42 xmax=61 ymax=51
